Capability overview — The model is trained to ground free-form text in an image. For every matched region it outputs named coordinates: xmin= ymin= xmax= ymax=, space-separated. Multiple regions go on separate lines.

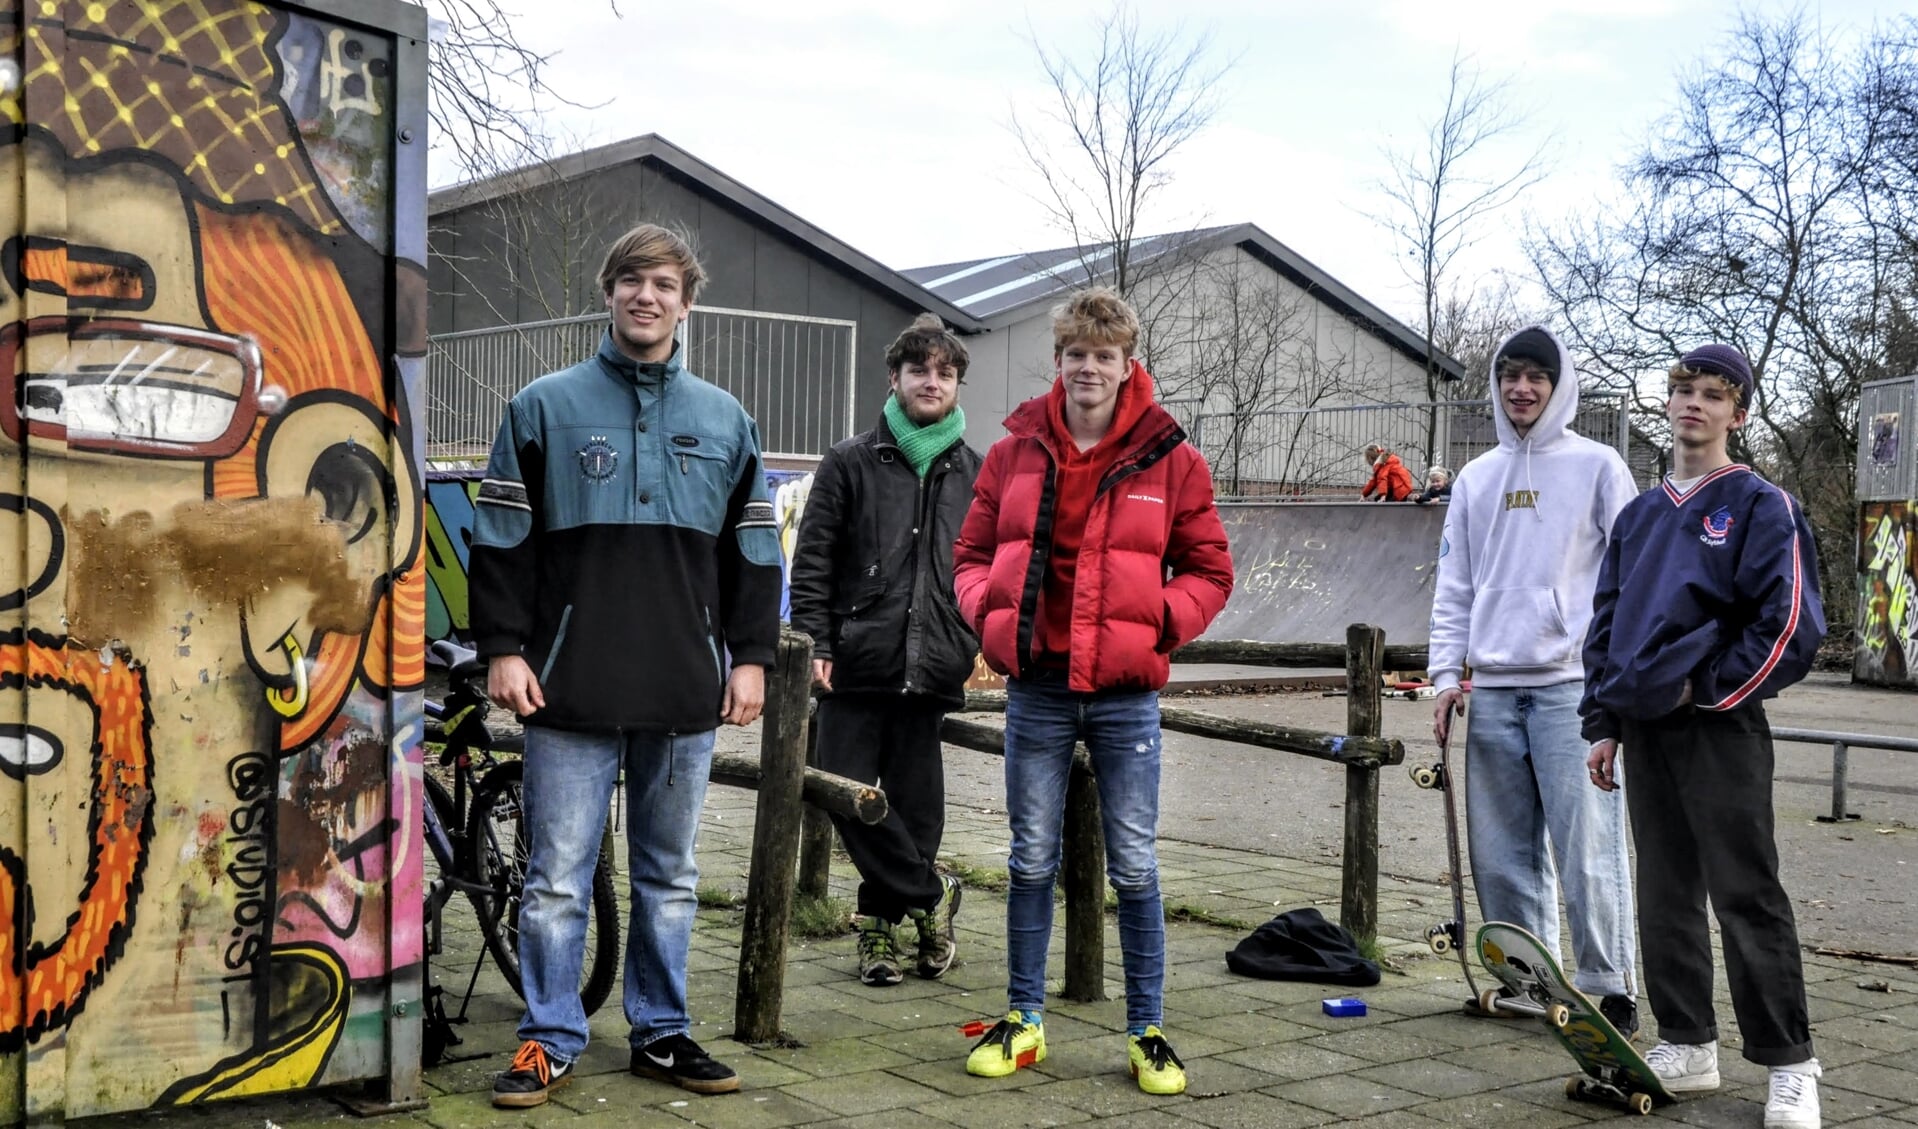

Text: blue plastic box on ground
xmin=1322 ymin=997 xmax=1367 ymax=1017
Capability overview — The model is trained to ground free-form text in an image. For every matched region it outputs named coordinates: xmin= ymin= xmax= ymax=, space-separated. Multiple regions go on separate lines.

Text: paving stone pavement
xmin=87 ymin=782 xmax=1918 ymax=1129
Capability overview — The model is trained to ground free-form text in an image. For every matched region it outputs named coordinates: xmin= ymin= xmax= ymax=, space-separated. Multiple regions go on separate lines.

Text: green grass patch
xmin=696 ymin=885 xmax=744 ymax=911
xmin=941 ymin=860 xmax=1009 ymax=892
xmin=791 ymin=894 xmax=855 ymax=938
xmin=1356 ymin=935 xmax=1387 ymax=964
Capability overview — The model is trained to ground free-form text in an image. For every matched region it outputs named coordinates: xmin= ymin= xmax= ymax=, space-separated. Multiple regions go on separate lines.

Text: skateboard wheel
xmin=1547 ymin=1003 xmax=1570 ymax=1028
xmin=1564 ymin=1077 xmax=1583 ymax=1099
xmin=1410 ymin=765 xmax=1438 ymax=788
xmin=1479 ymin=988 xmax=1504 ymax=1016
xmin=1425 ymin=925 xmax=1451 ymax=954
xmin=1629 ymin=1092 xmax=1653 ymax=1115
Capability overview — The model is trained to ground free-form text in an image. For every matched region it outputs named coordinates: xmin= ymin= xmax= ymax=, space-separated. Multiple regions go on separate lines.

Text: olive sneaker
xmin=1129 ymin=1027 xmax=1188 ymax=1095
xmin=492 ymin=1040 xmax=572 ymax=1108
xmin=856 ymin=915 xmax=904 ymax=986
xmin=630 ymin=1033 xmax=740 ymax=1095
xmin=910 ymin=874 xmax=962 ymax=979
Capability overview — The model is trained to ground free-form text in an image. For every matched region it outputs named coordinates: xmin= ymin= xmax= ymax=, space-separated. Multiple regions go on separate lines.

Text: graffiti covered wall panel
xmin=0 ymin=0 xmax=425 ymax=1120
xmin=1856 ymin=501 xmax=1918 ymax=689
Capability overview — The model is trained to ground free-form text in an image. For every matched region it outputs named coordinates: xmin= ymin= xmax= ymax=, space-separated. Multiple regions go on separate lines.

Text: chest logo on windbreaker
xmin=1699 ymin=506 xmax=1734 ymax=547
xmin=577 ymin=436 xmax=619 ymax=483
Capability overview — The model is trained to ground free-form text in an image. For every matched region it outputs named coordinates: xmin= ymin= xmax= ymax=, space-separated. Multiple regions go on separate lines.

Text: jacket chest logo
xmin=1503 ymin=489 xmax=1540 ymax=511
xmin=577 ymin=436 xmax=619 ymax=483
xmin=1699 ymin=506 xmax=1734 ymax=547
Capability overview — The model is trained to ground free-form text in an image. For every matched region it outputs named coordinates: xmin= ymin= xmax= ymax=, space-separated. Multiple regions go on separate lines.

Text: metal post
xmin=1815 ymin=740 xmax=1860 ymax=823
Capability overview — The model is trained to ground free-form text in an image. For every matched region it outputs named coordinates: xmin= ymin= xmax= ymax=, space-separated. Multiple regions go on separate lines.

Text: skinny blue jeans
xmin=1002 ymin=678 xmax=1165 ymax=1030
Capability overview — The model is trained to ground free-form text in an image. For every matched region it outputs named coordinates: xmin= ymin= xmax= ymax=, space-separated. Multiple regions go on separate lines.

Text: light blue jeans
xmin=1003 ymin=679 xmax=1165 ymax=1031
xmin=517 ymin=724 xmax=715 ymax=1061
xmin=1465 ymin=682 xmax=1636 ymax=997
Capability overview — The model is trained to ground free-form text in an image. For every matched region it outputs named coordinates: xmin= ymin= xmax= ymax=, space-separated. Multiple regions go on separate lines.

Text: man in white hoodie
xmin=1429 ymin=326 xmax=1642 ymax=1033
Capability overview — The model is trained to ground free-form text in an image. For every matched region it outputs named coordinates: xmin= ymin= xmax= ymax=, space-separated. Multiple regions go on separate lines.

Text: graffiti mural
xmin=0 ymin=0 xmax=426 ymax=1120
xmin=1856 ymin=501 xmax=1918 ymax=689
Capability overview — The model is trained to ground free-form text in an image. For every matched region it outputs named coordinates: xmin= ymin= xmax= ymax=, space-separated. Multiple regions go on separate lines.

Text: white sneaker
xmin=1764 ymin=1060 xmax=1821 ymax=1129
xmin=1644 ymin=1040 xmax=1720 ymax=1092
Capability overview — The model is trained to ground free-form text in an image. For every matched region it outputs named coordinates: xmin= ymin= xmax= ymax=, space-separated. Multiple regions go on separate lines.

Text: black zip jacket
xmin=787 ymin=412 xmax=983 ymax=708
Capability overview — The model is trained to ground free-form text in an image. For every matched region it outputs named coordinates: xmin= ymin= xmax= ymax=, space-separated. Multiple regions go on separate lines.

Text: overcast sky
xmin=443 ymin=0 xmax=1905 ymax=329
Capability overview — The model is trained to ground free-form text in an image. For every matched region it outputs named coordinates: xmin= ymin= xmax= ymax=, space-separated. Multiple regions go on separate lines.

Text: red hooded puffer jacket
xmin=953 ymin=363 xmax=1234 ymax=693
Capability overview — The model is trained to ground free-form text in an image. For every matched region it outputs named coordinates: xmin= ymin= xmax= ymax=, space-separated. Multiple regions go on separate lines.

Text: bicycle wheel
xmin=467 ymin=760 xmax=619 ymax=1015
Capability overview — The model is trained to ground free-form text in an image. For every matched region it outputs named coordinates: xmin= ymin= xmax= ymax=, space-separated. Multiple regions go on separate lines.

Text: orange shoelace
xmin=510 ymin=1041 xmax=553 ymax=1084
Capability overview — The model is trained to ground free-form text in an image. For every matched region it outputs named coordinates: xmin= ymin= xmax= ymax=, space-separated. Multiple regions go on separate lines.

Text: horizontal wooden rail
xmin=959 ymin=690 xmax=1403 ymax=767
xmin=1173 ymin=638 xmax=1430 ymax=671
xmin=711 ymin=752 xmax=889 ymax=825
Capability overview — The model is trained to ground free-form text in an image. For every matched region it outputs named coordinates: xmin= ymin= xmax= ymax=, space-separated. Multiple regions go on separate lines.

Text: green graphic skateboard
xmin=1476 ymin=922 xmax=1673 ymax=1115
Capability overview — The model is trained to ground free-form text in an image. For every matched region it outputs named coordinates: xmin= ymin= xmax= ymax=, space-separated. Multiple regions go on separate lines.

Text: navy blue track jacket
xmin=1580 ymin=464 xmax=1826 ymax=743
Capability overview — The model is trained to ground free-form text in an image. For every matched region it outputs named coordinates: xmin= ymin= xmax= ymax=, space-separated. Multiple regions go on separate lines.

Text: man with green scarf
xmin=789 ymin=314 xmax=983 ymax=986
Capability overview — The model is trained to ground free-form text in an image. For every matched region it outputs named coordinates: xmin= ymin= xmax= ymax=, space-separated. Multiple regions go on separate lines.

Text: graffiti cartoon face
xmin=0 ymin=0 xmax=422 ymax=1112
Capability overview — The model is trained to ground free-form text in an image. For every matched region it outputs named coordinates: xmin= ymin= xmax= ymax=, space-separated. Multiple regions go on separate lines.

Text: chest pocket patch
xmin=668 ymin=432 xmax=739 ymax=535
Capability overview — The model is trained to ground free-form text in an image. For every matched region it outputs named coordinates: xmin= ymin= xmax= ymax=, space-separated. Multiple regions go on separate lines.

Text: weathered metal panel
xmin=0 ymin=0 xmax=426 ymax=1118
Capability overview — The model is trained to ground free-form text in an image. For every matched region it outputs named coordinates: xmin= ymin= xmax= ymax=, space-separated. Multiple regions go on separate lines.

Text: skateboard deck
xmin=1409 ymin=733 xmax=1526 ymax=1013
xmin=1476 ymin=922 xmax=1673 ymax=1115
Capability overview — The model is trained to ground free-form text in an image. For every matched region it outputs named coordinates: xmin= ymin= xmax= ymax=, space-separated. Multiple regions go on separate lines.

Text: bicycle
xmin=420 ymin=641 xmax=619 ymax=1065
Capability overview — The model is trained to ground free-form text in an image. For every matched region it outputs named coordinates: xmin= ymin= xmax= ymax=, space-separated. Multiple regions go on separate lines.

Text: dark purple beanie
xmin=1679 ymin=344 xmax=1753 ymax=406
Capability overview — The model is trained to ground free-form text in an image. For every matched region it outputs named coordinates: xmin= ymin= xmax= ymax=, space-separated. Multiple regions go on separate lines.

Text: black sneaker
xmin=631 ymin=1033 xmax=741 ymax=1094
xmin=492 ymin=1040 xmax=572 ymax=1108
xmin=1600 ymin=993 xmax=1640 ymax=1041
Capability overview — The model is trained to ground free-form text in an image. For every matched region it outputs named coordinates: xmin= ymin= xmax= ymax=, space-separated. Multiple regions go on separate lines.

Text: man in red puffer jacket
xmin=953 ymin=287 xmax=1233 ymax=1096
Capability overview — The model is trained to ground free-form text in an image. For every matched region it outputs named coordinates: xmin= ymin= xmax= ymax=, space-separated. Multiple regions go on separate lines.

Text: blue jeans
xmin=517 ymin=725 xmax=715 ymax=1061
xmin=1003 ymin=679 xmax=1165 ymax=1030
xmin=1465 ymin=682 xmax=1636 ymax=997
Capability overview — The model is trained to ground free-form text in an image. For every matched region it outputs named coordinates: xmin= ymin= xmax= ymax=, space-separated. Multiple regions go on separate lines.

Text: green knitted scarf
xmin=883 ymin=395 xmax=966 ymax=478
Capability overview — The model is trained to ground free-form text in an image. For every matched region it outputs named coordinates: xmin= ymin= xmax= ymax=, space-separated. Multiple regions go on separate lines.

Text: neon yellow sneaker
xmin=963 ymin=1012 xmax=1046 ymax=1078
xmin=1129 ymin=1027 xmax=1187 ymax=1095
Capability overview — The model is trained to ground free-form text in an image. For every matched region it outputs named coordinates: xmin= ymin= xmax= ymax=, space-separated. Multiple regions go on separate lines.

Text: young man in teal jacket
xmin=472 ymin=224 xmax=782 ymax=1107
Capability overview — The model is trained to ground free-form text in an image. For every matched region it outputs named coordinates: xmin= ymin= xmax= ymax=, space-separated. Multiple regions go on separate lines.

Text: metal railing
xmin=1186 ymin=394 xmax=1631 ymax=499
xmin=1774 ymin=726 xmax=1918 ymax=824
xmin=426 ymin=308 xmax=857 ymax=460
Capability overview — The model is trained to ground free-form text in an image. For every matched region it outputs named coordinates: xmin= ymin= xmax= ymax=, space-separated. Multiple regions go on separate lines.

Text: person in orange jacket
xmin=1360 ymin=443 xmax=1416 ymax=501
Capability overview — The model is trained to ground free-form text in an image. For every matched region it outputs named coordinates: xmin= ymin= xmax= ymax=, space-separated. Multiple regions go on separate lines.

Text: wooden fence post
xmin=1341 ymin=623 xmax=1384 ymax=943
xmin=733 ymin=629 xmax=812 ymax=1044
xmin=797 ymin=704 xmax=833 ymax=900
xmin=1061 ymin=745 xmax=1105 ymax=1002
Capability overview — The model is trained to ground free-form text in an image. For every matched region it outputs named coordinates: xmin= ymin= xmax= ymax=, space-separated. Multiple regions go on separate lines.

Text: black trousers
xmin=1622 ymin=702 xmax=1813 ymax=1065
xmin=814 ymin=694 xmax=948 ymax=921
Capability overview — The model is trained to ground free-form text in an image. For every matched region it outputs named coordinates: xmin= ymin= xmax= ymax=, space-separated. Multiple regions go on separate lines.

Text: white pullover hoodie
xmin=1429 ymin=326 xmax=1639 ymax=693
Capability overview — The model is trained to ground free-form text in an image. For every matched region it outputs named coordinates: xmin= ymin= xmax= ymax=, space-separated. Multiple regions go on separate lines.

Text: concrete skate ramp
xmin=1202 ymin=501 xmax=1447 ymax=646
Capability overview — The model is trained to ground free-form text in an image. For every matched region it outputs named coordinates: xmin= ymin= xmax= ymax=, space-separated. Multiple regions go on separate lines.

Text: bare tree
xmin=427 ymin=0 xmax=615 ymax=186
xmin=1429 ymin=275 xmax=1539 ymax=400
xmin=1371 ymin=51 xmax=1549 ymax=460
xmin=1159 ymin=255 xmax=1386 ymax=494
xmin=1010 ymin=2 xmax=1233 ymax=297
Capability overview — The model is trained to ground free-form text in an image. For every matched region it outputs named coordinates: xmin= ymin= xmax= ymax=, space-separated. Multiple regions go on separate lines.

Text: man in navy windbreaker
xmin=1582 ymin=344 xmax=1826 ymax=1129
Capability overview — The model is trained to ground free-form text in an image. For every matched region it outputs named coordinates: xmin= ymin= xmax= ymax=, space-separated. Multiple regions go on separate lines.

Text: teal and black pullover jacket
xmin=470 ymin=332 xmax=783 ymax=732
